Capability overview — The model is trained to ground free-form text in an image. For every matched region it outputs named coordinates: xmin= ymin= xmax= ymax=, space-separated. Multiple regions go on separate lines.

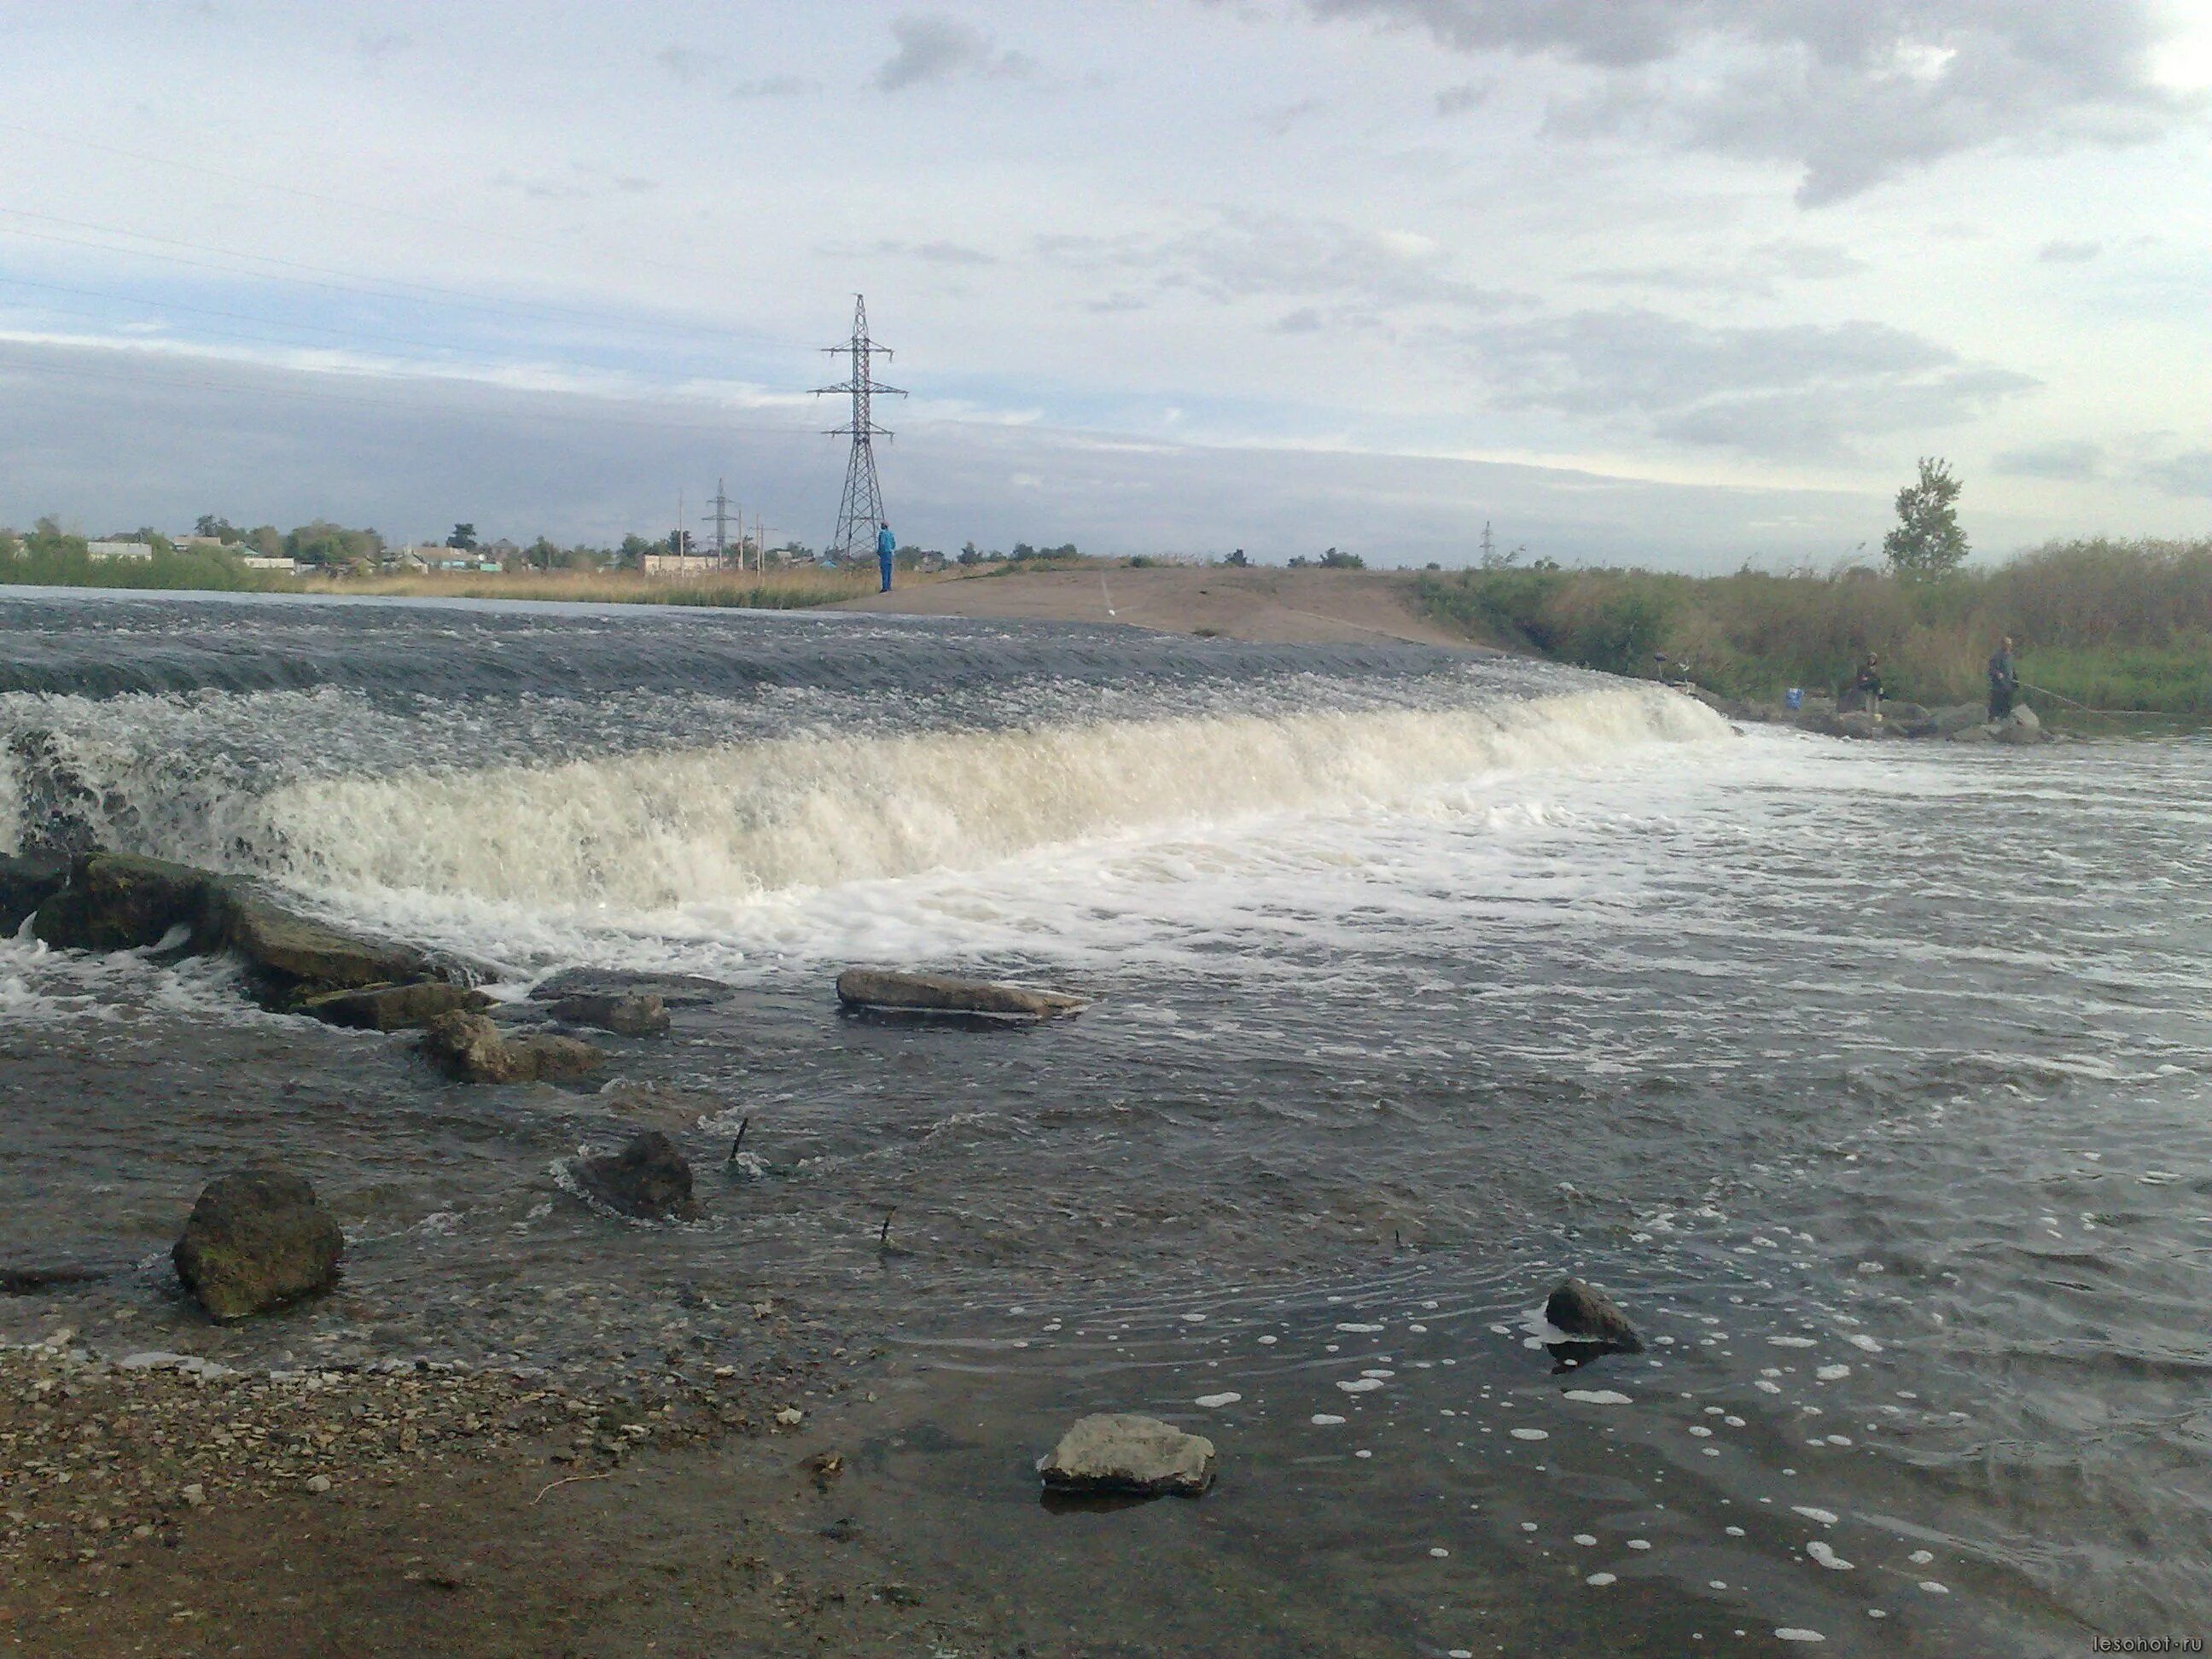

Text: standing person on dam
xmin=1988 ymin=637 xmax=2019 ymax=719
xmin=876 ymin=524 xmax=897 ymax=594
xmin=1845 ymin=652 xmax=1884 ymax=717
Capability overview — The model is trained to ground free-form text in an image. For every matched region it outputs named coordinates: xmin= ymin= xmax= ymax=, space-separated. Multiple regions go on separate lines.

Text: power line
xmin=702 ymin=478 xmax=737 ymax=564
xmin=812 ymin=294 xmax=905 ymax=562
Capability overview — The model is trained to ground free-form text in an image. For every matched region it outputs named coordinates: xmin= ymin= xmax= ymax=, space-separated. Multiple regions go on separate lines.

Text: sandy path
xmin=834 ymin=565 xmax=1487 ymax=650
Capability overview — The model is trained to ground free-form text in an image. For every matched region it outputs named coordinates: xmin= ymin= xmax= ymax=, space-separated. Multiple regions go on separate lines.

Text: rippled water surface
xmin=3 ymin=591 xmax=2207 ymax=1655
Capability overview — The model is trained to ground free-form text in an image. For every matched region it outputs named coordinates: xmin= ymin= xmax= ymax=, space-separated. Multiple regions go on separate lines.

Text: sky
xmin=2 ymin=0 xmax=2209 ymax=568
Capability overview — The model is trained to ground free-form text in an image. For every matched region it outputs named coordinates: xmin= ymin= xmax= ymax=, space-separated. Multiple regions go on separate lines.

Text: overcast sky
xmin=2 ymin=1 xmax=2208 ymax=567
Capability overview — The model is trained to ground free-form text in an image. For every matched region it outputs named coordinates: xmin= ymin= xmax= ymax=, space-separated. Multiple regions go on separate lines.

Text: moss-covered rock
xmin=172 ymin=1167 xmax=344 ymax=1323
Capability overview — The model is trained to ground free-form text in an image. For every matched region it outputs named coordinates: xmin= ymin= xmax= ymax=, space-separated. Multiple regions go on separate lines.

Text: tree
xmin=1883 ymin=457 xmax=1969 ymax=579
xmin=446 ymin=523 xmax=478 ymax=550
xmin=1318 ymin=546 xmax=1364 ymax=569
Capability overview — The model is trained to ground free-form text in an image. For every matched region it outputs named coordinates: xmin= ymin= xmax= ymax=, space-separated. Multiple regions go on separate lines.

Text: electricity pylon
xmin=813 ymin=294 xmax=905 ymax=562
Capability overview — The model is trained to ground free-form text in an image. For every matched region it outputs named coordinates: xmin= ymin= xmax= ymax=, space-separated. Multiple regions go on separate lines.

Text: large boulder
xmin=547 ymin=991 xmax=670 ymax=1036
xmin=0 ymin=852 xmax=68 ymax=935
xmin=172 ymin=1167 xmax=344 ymax=1322
xmin=1930 ymin=703 xmax=1986 ymax=736
xmin=836 ymin=968 xmax=1087 ymax=1021
xmin=1990 ymin=704 xmax=2046 ymax=745
xmin=421 ymin=1011 xmax=602 ymax=1084
xmin=30 ymin=853 xmax=222 ymax=952
xmin=218 ymin=884 xmax=439 ymax=993
xmin=573 ymin=1131 xmax=698 ymax=1220
xmin=1037 ymin=1413 xmax=1216 ymax=1498
xmin=301 ymin=981 xmax=491 ymax=1033
xmin=1545 ymin=1278 xmax=1642 ymax=1352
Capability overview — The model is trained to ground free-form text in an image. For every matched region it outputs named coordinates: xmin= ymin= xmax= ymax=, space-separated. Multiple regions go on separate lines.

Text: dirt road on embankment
xmin=834 ymin=565 xmax=1491 ymax=651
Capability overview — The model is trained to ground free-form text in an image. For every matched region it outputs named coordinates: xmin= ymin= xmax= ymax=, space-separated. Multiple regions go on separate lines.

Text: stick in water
xmin=728 ymin=1118 xmax=749 ymax=1162
xmin=879 ymin=1208 xmax=896 ymax=1246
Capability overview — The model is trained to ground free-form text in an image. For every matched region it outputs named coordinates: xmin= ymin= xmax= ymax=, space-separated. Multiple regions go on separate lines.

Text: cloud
xmin=0 ymin=336 xmax=1899 ymax=568
xmin=2142 ymin=449 xmax=2212 ymax=498
xmin=824 ymin=238 xmax=999 ymax=266
xmin=654 ymin=45 xmax=720 ymax=83
xmin=1434 ymin=79 xmax=1491 ymax=115
xmin=1577 ymin=237 xmax=1866 ymax=296
xmin=1994 ymin=439 xmax=2103 ymax=479
xmin=1259 ymin=97 xmax=1329 ymax=135
xmin=1038 ymin=207 xmax=1524 ymax=318
xmin=2038 ymin=238 xmax=2102 ymax=263
xmin=875 ymin=15 xmax=1034 ymax=91
xmin=1458 ymin=307 xmax=2035 ymax=457
xmin=1297 ymin=1 xmax=2190 ymax=203
xmin=728 ymin=75 xmax=812 ymax=100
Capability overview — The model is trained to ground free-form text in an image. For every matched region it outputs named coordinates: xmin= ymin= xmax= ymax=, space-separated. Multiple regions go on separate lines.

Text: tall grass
xmin=0 ymin=540 xmax=278 ymax=593
xmin=1412 ymin=538 xmax=2212 ymax=713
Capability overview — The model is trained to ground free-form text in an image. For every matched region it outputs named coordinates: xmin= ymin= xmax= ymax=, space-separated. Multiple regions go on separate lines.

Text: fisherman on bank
xmin=1988 ymin=636 xmax=2019 ymax=719
xmin=1846 ymin=652 xmax=1884 ymax=719
xmin=876 ymin=524 xmax=897 ymax=593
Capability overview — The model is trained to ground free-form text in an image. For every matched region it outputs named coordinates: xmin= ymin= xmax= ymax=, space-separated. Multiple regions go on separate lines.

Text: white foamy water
xmin=255 ymin=685 xmax=1721 ymax=910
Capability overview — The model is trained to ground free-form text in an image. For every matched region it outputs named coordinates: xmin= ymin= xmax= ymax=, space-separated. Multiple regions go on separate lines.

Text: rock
xmin=421 ymin=1011 xmax=602 ymax=1084
xmin=1834 ymin=712 xmax=1883 ymax=741
xmin=1881 ymin=701 xmax=1930 ymax=725
xmin=573 ymin=1131 xmax=698 ymax=1220
xmin=172 ymin=1166 xmax=345 ymax=1322
xmin=0 ymin=1260 xmax=128 ymax=1295
xmin=218 ymin=884 xmax=441 ymax=994
xmin=836 ymin=967 xmax=1087 ymax=1021
xmin=300 ymin=981 xmax=491 ymax=1033
xmin=0 ymin=852 xmax=68 ymax=935
xmin=547 ymin=991 xmax=670 ymax=1036
xmin=1794 ymin=711 xmax=1847 ymax=737
xmin=1545 ymin=1278 xmax=1642 ymax=1352
xmin=31 ymin=853 xmax=223 ymax=952
xmin=1930 ymin=703 xmax=1986 ymax=736
xmin=1991 ymin=704 xmax=2045 ymax=745
xmin=1035 ymin=1412 xmax=1217 ymax=1498
xmin=529 ymin=968 xmax=733 ymax=1009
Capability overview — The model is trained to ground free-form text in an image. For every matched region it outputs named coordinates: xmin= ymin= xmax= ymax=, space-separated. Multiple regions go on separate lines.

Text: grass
xmin=1410 ymin=537 xmax=2212 ymax=715
xmin=0 ymin=544 xmax=280 ymax=593
xmin=326 ymin=566 xmax=883 ymax=609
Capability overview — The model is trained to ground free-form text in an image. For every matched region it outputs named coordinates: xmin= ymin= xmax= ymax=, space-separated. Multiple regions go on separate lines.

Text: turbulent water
xmin=3 ymin=588 xmax=2208 ymax=1656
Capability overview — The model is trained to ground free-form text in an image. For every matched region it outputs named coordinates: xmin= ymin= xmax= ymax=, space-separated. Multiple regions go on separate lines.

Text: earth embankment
xmin=835 ymin=566 xmax=1485 ymax=649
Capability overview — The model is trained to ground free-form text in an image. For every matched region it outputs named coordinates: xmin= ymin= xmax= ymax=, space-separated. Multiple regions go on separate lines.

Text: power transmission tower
xmin=702 ymin=479 xmax=736 ymax=568
xmin=812 ymin=294 xmax=905 ymax=562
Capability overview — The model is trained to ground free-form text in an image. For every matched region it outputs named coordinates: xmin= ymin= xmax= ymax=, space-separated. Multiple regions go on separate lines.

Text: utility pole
xmin=1480 ymin=521 xmax=1495 ymax=566
xmin=812 ymin=294 xmax=905 ymax=563
xmin=703 ymin=479 xmax=737 ymax=568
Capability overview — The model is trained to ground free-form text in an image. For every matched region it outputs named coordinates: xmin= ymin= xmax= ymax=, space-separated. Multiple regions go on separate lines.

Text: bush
xmin=1410 ymin=535 xmax=2212 ymax=711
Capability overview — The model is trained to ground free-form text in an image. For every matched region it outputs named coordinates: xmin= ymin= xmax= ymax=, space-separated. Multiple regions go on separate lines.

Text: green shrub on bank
xmin=1412 ymin=537 xmax=2212 ymax=713
xmin=0 ymin=525 xmax=274 ymax=593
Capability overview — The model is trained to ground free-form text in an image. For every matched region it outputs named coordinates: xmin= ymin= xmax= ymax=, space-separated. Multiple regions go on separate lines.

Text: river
xmin=3 ymin=587 xmax=2206 ymax=1655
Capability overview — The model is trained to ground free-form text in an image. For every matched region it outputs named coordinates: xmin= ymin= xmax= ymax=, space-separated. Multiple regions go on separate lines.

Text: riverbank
xmin=835 ymin=563 xmax=1481 ymax=649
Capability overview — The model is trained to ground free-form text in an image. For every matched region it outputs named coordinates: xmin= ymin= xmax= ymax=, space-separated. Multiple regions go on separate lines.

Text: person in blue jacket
xmin=875 ymin=523 xmax=896 ymax=593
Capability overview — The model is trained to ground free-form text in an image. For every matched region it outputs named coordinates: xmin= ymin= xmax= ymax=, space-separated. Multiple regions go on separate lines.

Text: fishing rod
xmin=2017 ymin=680 xmax=2161 ymax=717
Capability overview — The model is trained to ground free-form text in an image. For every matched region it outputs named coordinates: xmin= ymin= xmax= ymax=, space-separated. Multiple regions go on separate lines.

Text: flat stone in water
xmin=1036 ymin=1412 xmax=1215 ymax=1498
